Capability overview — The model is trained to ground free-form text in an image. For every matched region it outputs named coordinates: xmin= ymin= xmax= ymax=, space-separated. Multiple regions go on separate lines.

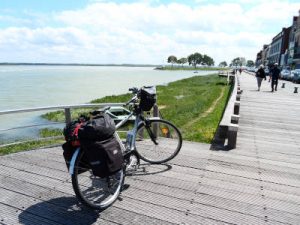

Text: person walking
xmin=270 ymin=63 xmax=280 ymax=92
xmin=255 ymin=65 xmax=266 ymax=91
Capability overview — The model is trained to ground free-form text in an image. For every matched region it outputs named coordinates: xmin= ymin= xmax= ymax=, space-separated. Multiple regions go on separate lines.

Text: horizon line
xmin=0 ymin=62 xmax=162 ymax=67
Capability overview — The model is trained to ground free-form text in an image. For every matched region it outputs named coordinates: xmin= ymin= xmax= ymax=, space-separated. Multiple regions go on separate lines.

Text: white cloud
xmin=0 ymin=1 xmax=299 ymax=64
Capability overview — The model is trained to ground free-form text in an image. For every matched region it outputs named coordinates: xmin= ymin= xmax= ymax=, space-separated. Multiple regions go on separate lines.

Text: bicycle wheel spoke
xmin=72 ymin=150 xmax=124 ymax=209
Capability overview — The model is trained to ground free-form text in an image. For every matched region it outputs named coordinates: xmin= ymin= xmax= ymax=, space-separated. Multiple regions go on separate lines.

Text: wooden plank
xmin=0 ymin=202 xmax=62 ymax=225
xmin=0 ymin=176 xmax=173 ymax=225
xmin=125 ymin=177 xmax=300 ymax=224
xmin=0 ymin=157 xmax=70 ymax=181
xmin=0 ymin=188 xmax=101 ymax=225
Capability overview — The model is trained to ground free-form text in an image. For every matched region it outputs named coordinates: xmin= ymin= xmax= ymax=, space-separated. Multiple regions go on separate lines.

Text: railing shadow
xmin=18 ymin=197 xmax=100 ymax=225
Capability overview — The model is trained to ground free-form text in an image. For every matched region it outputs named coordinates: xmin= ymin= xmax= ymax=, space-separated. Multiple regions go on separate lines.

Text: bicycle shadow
xmin=126 ymin=163 xmax=172 ymax=177
xmin=18 ymin=196 xmax=100 ymax=225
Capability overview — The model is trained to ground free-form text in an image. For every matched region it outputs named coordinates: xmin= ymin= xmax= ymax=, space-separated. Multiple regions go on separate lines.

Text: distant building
xmin=261 ymin=44 xmax=270 ymax=66
xmin=256 ymin=10 xmax=300 ymax=69
xmin=255 ymin=50 xmax=262 ymax=67
xmin=268 ymin=32 xmax=281 ymax=65
xmin=287 ymin=15 xmax=299 ymax=69
xmin=280 ymin=27 xmax=291 ymax=67
xmin=293 ymin=11 xmax=300 ymax=69
xmin=267 ymin=27 xmax=290 ymax=67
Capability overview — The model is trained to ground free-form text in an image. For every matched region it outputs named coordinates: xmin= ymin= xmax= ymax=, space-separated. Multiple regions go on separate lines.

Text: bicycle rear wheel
xmin=71 ymin=149 xmax=124 ymax=209
xmin=135 ymin=119 xmax=182 ymax=164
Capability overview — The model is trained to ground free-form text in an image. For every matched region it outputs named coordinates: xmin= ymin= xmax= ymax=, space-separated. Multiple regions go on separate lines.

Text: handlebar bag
xmin=140 ymin=86 xmax=157 ymax=111
xmin=78 ymin=113 xmax=115 ymax=141
xmin=80 ymin=136 xmax=123 ymax=178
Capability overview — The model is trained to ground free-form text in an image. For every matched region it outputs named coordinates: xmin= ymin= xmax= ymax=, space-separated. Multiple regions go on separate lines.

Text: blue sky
xmin=0 ymin=0 xmax=300 ymax=64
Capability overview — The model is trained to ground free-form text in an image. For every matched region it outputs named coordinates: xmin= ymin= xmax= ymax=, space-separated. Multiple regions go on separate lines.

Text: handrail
xmin=0 ymin=103 xmax=124 ymax=115
xmin=0 ymin=102 xmax=160 ymax=147
xmin=0 ymin=103 xmax=125 ymax=146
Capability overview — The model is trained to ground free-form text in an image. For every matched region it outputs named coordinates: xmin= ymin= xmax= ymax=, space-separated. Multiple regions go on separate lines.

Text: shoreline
xmin=0 ymin=63 xmax=160 ymax=67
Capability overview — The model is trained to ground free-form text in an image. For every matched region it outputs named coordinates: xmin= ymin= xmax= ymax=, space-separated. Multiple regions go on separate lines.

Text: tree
xmin=231 ymin=57 xmax=239 ymax=66
xmin=202 ymin=54 xmax=214 ymax=66
xmin=219 ymin=61 xmax=227 ymax=67
xmin=246 ymin=60 xmax=255 ymax=67
xmin=231 ymin=57 xmax=245 ymax=67
xmin=188 ymin=52 xmax=203 ymax=68
xmin=177 ymin=57 xmax=188 ymax=67
xmin=167 ymin=55 xmax=177 ymax=68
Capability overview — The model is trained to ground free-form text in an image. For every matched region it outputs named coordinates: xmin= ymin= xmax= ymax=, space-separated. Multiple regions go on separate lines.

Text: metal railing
xmin=0 ymin=103 xmax=124 ymax=147
xmin=0 ymin=103 xmax=160 ymax=147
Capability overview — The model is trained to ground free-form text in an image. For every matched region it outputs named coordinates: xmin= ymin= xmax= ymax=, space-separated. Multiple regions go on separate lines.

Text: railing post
xmin=231 ymin=115 xmax=240 ymax=124
xmin=234 ymin=101 xmax=240 ymax=115
xmin=65 ymin=108 xmax=71 ymax=125
xmin=153 ymin=104 xmax=159 ymax=117
xmin=228 ymin=125 xmax=239 ymax=149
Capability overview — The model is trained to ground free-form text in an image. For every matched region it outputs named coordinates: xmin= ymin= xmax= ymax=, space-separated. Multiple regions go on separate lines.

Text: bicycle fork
xmin=144 ymin=120 xmax=159 ymax=145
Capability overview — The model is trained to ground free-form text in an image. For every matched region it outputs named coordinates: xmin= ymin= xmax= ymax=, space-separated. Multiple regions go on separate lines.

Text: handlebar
xmin=124 ymin=87 xmax=140 ymax=106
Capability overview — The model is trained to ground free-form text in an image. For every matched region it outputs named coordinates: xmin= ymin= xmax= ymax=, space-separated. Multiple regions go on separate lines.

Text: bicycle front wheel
xmin=135 ymin=119 xmax=182 ymax=164
xmin=71 ymin=149 xmax=124 ymax=210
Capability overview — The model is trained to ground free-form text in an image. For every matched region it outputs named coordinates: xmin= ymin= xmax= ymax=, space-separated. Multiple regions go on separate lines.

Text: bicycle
xmin=68 ymin=86 xmax=182 ymax=209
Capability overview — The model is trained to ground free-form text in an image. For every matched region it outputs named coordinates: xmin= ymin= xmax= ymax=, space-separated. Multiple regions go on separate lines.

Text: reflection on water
xmin=0 ymin=66 xmax=216 ymax=142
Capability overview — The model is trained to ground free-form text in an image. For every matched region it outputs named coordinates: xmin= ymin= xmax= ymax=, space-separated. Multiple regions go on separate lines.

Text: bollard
xmin=228 ymin=124 xmax=239 ymax=149
xmin=294 ymin=87 xmax=298 ymax=93
xmin=281 ymin=83 xmax=285 ymax=88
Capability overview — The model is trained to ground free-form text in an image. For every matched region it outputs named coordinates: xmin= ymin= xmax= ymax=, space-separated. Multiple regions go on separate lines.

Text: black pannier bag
xmin=139 ymin=86 xmax=156 ymax=111
xmin=78 ymin=113 xmax=115 ymax=141
xmin=80 ymin=136 xmax=123 ymax=178
xmin=62 ymin=117 xmax=89 ymax=173
xmin=62 ymin=141 xmax=89 ymax=174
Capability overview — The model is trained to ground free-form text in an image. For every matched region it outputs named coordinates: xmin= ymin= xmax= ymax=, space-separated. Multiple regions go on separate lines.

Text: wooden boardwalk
xmin=0 ymin=73 xmax=300 ymax=224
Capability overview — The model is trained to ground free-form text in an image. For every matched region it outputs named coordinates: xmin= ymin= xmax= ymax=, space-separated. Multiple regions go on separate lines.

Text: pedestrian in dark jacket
xmin=255 ymin=65 xmax=266 ymax=91
xmin=270 ymin=63 xmax=280 ymax=92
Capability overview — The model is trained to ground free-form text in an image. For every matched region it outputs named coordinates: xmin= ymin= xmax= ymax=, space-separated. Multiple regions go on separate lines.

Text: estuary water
xmin=0 ymin=65 xmax=216 ymax=142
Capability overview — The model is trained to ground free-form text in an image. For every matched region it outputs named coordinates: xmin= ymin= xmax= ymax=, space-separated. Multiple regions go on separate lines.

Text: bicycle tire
xmin=135 ymin=119 xmax=182 ymax=164
xmin=71 ymin=149 xmax=124 ymax=209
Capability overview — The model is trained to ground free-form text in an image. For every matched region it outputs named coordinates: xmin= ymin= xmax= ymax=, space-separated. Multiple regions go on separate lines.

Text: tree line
xmin=167 ymin=52 xmax=214 ymax=68
xmin=168 ymin=54 xmax=255 ymax=68
xmin=219 ymin=57 xmax=255 ymax=68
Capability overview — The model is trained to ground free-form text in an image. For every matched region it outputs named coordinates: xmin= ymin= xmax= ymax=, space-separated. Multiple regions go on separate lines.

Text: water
xmin=0 ymin=65 xmax=216 ymax=142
